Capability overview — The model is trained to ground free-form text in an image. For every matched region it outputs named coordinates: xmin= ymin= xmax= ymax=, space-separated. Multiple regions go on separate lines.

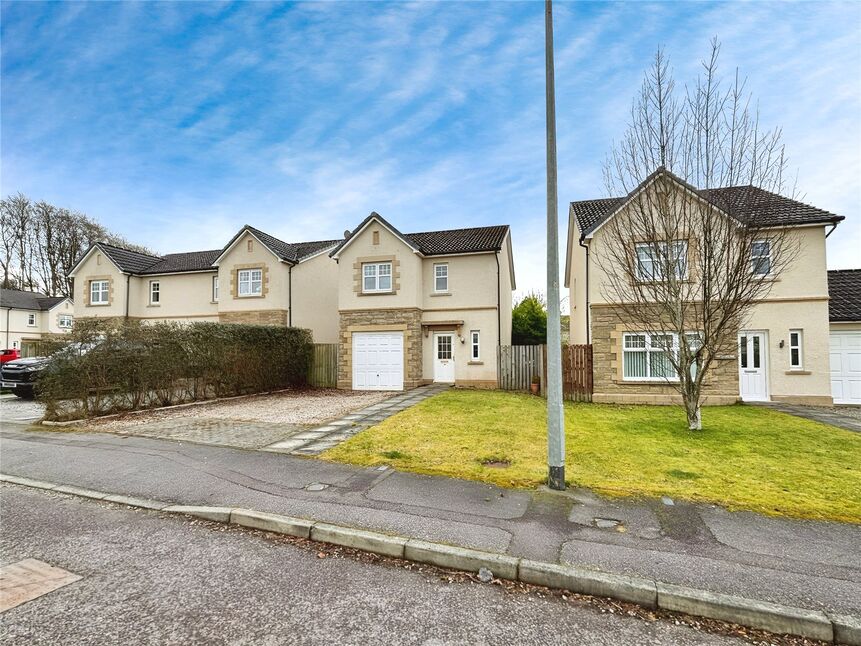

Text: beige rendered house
xmin=565 ymin=168 xmax=847 ymax=406
xmin=1 ymin=288 xmax=74 ymax=355
xmin=828 ymin=269 xmax=861 ymax=405
xmin=329 ymin=213 xmax=514 ymax=390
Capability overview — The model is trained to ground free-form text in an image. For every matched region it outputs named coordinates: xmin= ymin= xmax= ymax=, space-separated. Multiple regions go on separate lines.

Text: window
xmin=622 ymin=332 xmax=681 ymax=381
xmin=751 ymin=240 xmax=771 ymax=276
xmin=58 ymin=314 xmax=73 ymax=329
xmin=470 ymin=330 xmax=480 ymax=361
xmin=238 ymin=269 xmax=262 ymax=296
xmin=27 ymin=313 xmax=36 ymax=326
xmin=635 ymin=241 xmax=687 ymax=281
xmin=212 ymin=276 xmax=219 ymax=302
xmin=149 ymin=280 xmax=160 ymax=305
xmin=437 ymin=335 xmax=452 ymax=359
xmin=789 ymin=329 xmax=803 ymax=369
xmin=362 ymin=262 xmax=392 ymax=293
xmin=434 ymin=263 xmax=449 ymax=292
xmin=90 ymin=280 xmax=109 ymax=305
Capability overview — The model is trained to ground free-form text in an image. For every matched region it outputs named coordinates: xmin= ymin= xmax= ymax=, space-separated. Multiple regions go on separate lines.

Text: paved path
xmin=1 ymin=486 xmax=745 ymax=645
xmin=264 ymin=384 xmax=449 ymax=455
xmin=1 ymin=422 xmax=859 ymax=619
xmin=752 ymin=402 xmax=861 ymax=433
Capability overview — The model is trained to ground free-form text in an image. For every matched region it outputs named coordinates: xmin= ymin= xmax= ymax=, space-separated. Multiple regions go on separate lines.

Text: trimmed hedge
xmin=39 ymin=319 xmax=313 ymax=421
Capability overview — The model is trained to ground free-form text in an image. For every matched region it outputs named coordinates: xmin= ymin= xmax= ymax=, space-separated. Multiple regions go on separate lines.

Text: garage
xmin=352 ymin=332 xmax=404 ymax=391
xmin=830 ymin=331 xmax=861 ymax=405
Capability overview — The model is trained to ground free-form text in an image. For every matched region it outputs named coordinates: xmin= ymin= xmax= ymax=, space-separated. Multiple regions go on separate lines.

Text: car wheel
xmin=13 ymin=388 xmax=35 ymax=400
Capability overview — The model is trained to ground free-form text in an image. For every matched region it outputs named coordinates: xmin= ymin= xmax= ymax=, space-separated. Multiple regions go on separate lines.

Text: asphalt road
xmin=0 ymin=485 xmax=748 ymax=646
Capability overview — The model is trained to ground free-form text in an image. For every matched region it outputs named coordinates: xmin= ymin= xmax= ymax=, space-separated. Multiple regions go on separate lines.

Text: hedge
xmin=39 ymin=319 xmax=313 ymax=421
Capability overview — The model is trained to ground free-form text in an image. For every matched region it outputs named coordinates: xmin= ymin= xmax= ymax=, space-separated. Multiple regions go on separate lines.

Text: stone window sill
xmin=467 ymin=361 xmax=484 ymax=365
xmin=147 ymin=304 xmax=160 ymax=308
xmin=358 ymin=291 xmax=397 ymax=296
xmin=430 ymin=292 xmax=451 ymax=297
xmin=236 ymin=294 xmax=265 ymax=299
xmin=785 ymin=369 xmax=811 ymax=375
xmin=88 ymin=303 xmax=110 ymax=307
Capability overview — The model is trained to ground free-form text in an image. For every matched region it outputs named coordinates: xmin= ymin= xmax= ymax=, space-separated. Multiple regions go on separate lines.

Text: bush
xmin=39 ymin=319 xmax=313 ymax=421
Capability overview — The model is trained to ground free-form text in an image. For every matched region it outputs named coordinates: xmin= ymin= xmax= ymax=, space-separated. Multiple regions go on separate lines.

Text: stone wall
xmin=218 ymin=309 xmax=288 ymax=326
xmin=591 ymin=304 xmax=739 ymax=405
xmin=338 ymin=308 xmax=423 ymax=390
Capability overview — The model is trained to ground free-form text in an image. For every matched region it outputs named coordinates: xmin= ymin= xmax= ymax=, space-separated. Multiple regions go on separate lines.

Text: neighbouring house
xmin=828 ymin=269 xmax=861 ymax=405
xmin=565 ymin=168 xmax=846 ymax=406
xmin=0 ymin=288 xmax=74 ymax=355
xmin=68 ymin=226 xmax=341 ymax=342
xmin=329 ymin=212 xmax=515 ymax=391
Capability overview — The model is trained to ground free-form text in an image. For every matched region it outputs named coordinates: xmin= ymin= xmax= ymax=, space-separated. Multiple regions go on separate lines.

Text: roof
xmin=138 ymin=250 xmax=222 ymax=275
xmin=97 ymin=243 xmax=163 ymax=273
xmin=570 ymin=168 xmax=845 ymax=236
xmin=330 ymin=212 xmax=510 ymax=258
xmin=828 ymin=269 xmax=861 ymax=322
xmin=1 ymin=289 xmax=69 ymax=311
xmin=216 ymin=225 xmax=339 ymax=265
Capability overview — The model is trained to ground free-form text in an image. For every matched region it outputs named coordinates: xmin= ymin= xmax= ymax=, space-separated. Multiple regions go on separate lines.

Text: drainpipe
xmin=578 ymin=235 xmax=590 ymax=343
xmin=495 ymin=251 xmax=501 ymax=345
xmin=288 ymin=263 xmax=293 ymax=327
xmin=825 ymin=222 xmax=838 ymax=238
xmin=4 ymin=307 xmax=9 ymax=348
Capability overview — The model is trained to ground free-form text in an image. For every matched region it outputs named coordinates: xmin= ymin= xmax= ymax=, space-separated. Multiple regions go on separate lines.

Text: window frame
xmin=751 ymin=239 xmax=771 ymax=277
xmin=470 ymin=330 xmax=480 ymax=361
xmin=789 ymin=329 xmax=803 ymax=369
xmin=622 ymin=331 xmax=681 ymax=382
xmin=434 ymin=263 xmax=449 ymax=293
xmin=237 ymin=268 xmax=263 ymax=297
xmin=27 ymin=313 xmax=36 ymax=326
xmin=149 ymin=280 xmax=160 ymax=305
xmin=212 ymin=275 xmax=219 ymax=302
xmin=58 ymin=314 xmax=73 ymax=329
xmin=362 ymin=261 xmax=393 ymax=293
xmin=90 ymin=279 xmax=109 ymax=305
xmin=634 ymin=240 xmax=688 ymax=282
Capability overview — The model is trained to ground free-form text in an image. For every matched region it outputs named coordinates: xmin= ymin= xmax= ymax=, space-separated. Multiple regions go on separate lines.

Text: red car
xmin=1 ymin=349 xmax=21 ymax=364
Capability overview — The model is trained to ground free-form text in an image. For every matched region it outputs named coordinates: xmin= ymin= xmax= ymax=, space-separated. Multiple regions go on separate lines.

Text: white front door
xmin=433 ymin=333 xmax=455 ymax=383
xmin=352 ymin=332 xmax=404 ymax=391
xmin=830 ymin=331 xmax=861 ymax=405
xmin=738 ymin=331 xmax=768 ymax=401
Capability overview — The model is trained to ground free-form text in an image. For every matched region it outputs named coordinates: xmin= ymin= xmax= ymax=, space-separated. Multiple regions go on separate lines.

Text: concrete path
xmin=264 ymin=384 xmax=449 ymax=455
xmin=752 ymin=402 xmax=861 ymax=433
xmin=1 ymin=422 xmax=859 ymax=620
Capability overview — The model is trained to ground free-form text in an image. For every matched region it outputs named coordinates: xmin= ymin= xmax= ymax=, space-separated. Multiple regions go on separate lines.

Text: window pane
xmin=790 ymin=332 xmax=799 ymax=347
xmin=379 ymin=274 xmax=391 ymax=290
xmin=752 ymin=336 xmax=760 ymax=368
xmin=650 ymin=350 xmax=675 ymax=378
xmin=435 ymin=276 xmax=447 ymax=291
xmin=363 ymin=276 xmax=376 ymax=291
xmin=673 ymin=241 xmax=688 ymax=278
xmin=438 ymin=336 xmax=452 ymax=359
xmin=623 ymin=350 xmax=647 ymax=378
xmin=624 ymin=334 xmax=646 ymax=349
xmin=751 ymin=241 xmax=769 ymax=256
xmin=740 ymin=336 xmax=748 ymax=368
xmin=364 ymin=265 xmax=376 ymax=277
xmin=791 ymin=348 xmax=800 ymax=366
xmin=378 ymin=263 xmax=391 ymax=277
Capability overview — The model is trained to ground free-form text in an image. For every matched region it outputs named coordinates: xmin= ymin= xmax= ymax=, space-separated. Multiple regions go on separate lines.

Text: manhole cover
xmin=0 ymin=559 xmax=81 ymax=613
xmin=305 ymin=483 xmax=330 ymax=492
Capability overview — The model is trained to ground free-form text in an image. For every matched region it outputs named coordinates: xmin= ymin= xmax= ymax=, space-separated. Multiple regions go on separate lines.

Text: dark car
xmin=0 ymin=356 xmax=51 ymax=399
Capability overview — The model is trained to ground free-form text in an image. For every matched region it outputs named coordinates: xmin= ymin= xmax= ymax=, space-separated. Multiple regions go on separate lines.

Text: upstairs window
xmin=238 ymin=269 xmax=263 ymax=296
xmin=751 ymin=240 xmax=771 ymax=276
xmin=58 ymin=314 xmax=73 ymax=329
xmin=789 ymin=329 xmax=803 ymax=369
xmin=90 ymin=280 xmax=109 ymax=305
xmin=362 ymin=262 xmax=392 ymax=293
xmin=27 ymin=313 xmax=36 ymax=326
xmin=635 ymin=241 xmax=687 ymax=281
xmin=434 ymin=263 xmax=449 ymax=292
xmin=149 ymin=280 xmax=160 ymax=305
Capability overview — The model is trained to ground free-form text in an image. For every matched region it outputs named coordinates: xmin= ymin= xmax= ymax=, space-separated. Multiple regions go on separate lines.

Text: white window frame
xmin=362 ymin=262 xmax=393 ymax=293
xmin=212 ymin=276 xmax=219 ymax=302
xmin=470 ymin=330 xmax=480 ymax=361
xmin=789 ymin=329 xmax=803 ymax=369
xmin=635 ymin=240 xmax=687 ymax=282
xmin=622 ymin=332 xmax=681 ymax=382
xmin=237 ymin=268 xmax=263 ymax=297
xmin=751 ymin=240 xmax=771 ymax=277
xmin=58 ymin=314 xmax=73 ymax=329
xmin=434 ymin=263 xmax=449 ymax=293
xmin=149 ymin=280 xmax=160 ymax=305
xmin=27 ymin=313 xmax=36 ymax=326
xmin=90 ymin=280 xmax=109 ymax=305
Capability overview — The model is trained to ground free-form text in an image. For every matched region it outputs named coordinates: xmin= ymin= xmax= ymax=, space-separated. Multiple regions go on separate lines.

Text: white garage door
xmin=352 ymin=332 xmax=404 ymax=391
xmin=830 ymin=331 xmax=861 ymax=405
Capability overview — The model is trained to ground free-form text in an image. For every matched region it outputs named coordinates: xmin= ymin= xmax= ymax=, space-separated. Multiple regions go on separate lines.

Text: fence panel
xmin=497 ymin=344 xmax=592 ymax=401
xmin=562 ymin=344 xmax=593 ymax=402
xmin=308 ymin=343 xmax=339 ymax=388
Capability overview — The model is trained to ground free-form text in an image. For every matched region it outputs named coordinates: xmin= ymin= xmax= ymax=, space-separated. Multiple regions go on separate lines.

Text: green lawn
xmin=322 ymin=389 xmax=861 ymax=523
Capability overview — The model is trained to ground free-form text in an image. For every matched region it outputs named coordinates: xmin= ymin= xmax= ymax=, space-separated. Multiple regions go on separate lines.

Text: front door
xmin=433 ymin=333 xmax=455 ymax=383
xmin=738 ymin=332 xmax=768 ymax=401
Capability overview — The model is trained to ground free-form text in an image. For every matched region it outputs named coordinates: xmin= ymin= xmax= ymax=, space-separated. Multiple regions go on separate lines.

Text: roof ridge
xmin=406 ymin=223 xmax=509 ymax=237
xmin=97 ymin=241 xmax=162 ymax=259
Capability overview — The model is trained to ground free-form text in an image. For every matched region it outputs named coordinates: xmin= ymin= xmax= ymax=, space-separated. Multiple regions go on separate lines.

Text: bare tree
xmin=597 ymin=40 xmax=797 ymax=430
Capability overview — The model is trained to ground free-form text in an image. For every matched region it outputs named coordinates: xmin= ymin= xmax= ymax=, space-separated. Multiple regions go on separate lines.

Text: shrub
xmin=39 ymin=319 xmax=313 ymax=421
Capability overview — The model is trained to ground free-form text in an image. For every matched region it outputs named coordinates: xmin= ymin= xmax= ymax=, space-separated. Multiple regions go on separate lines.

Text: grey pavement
xmin=752 ymin=401 xmax=861 ymax=433
xmin=0 ymin=485 xmax=747 ymax=646
xmin=1 ymin=422 xmax=859 ymax=619
xmin=264 ymin=383 xmax=449 ymax=455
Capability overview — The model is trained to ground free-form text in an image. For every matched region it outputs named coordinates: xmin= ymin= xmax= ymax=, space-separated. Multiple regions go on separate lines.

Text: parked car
xmin=1 ymin=348 xmax=21 ymax=364
xmin=0 ymin=356 xmax=50 ymax=399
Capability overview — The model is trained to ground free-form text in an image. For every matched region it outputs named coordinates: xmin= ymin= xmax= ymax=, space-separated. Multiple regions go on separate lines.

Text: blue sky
xmin=2 ymin=1 xmax=859 ymax=299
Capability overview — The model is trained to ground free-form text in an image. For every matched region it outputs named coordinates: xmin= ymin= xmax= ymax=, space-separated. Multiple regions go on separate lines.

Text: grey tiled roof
xmin=97 ymin=243 xmax=163 ymax=273
xmin=828 ymin=269 xmax=861 ymax=322
xmin=233 ymin=226 xmax=339 ymax=263
xmin=138 ymin=250 xmax=222 ymax=274
xmin=0 ymin=289 xmax=67 ymax=311
xmin=571 ymin=176 xmax=844 ymax=236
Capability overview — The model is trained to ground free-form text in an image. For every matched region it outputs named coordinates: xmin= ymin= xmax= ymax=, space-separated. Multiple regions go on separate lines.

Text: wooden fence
xmin=308 ymin=343 xmax=339 ymax=388
xmin=497 ymin=344 xmax=592 ymax=401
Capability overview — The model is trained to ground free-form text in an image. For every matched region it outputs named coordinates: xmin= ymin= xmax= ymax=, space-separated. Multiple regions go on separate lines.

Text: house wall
xmin=73 ymin=251 xmax=128 ymax=319
xmin=128 ymin=272 xmax=219 ymax=322
xmin=291 ymin=249 xmax=339 ymax=343
xmin=1 ymin=308 xmax=44 ymax=350
xmin=567 ymin=218 xmax=588 ymax=345
xmin=217 ymin=232 xmax=290 ymax=325
xmin=45 ymin=300 xmax=75 ymax=334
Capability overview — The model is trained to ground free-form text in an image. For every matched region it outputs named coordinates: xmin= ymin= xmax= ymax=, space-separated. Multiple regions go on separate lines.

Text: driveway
xmin=0 ymin=395 xmax=45 ymax=424
xmin=753 ymin=401 xmax=861 ymax=433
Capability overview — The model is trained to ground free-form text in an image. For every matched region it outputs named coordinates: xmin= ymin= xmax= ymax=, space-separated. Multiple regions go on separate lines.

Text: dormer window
xmin=363 ymin=262 xmax=392 ymax=293
xmin=434 ymin=263 xmax=449 ymax=292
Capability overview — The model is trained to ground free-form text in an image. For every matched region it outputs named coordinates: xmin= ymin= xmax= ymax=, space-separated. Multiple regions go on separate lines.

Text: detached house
xmin=828 ymin=269 xmax=861 ymax=405
xmin=566 ymin=168 xmax=847 ymax=406
xmin=1 ymin=288 xmax=74 ymax=355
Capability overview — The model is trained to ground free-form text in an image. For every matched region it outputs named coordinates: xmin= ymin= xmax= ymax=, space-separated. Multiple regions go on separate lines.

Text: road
xmin=0 ymin=485 xmax=748 ymax=645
